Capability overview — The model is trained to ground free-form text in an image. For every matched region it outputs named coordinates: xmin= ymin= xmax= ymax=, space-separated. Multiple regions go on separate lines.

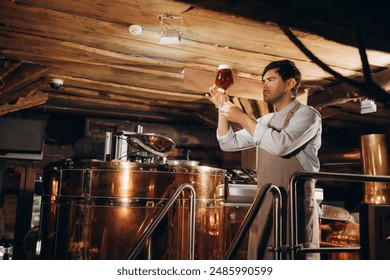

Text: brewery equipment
xmin=360 ymin=134 xmax=390 ymax=204
xmin=224 ymin=168 xmax=257 ymax=259
xmin=37 ymin=128 xmax=227 ymax=260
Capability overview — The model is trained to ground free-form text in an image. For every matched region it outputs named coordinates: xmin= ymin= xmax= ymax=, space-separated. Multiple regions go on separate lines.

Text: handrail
xmin=289 ymin=171 xmax=390 ymax=259
xmin=126 ymin=183 xmax=196 ymax=260
xmin=225 ymin=183 xmax=283 ymax=260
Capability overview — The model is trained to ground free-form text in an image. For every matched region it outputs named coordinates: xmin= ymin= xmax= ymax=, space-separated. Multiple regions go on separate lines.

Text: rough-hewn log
xmin=0 ymin=61 xmax=21 ymax=81
xmin=1 ymin=77 xmax=47 ymax=106
xmin=0 ymin=91 xmax=48 ymax=116
xmin=0 ymin=64 xmax=47 ymax=98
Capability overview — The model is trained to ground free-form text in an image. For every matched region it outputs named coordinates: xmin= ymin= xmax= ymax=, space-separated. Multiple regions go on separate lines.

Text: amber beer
xmin=215 ymin=64 xmax=233 ymax=92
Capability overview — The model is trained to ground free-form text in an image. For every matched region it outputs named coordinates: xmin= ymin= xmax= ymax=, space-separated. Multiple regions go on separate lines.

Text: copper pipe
xmin=319 ymin=148 xmax=361 ymax=164
xmin=360 ymin=134 xmax=390 ymax=204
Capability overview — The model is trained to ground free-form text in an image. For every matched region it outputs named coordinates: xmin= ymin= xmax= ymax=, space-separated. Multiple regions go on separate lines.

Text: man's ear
xmin=287 ymin=78 xmax=297 ymax=90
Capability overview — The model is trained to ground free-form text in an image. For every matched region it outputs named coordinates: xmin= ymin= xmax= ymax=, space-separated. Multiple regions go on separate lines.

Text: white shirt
xmin=217 ymin=100 xmax=322 ymax=172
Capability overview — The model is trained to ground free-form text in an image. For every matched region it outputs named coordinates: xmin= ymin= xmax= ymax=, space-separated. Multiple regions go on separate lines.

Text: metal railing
xmin=289 ymin=171 xmax=390 ymax=259
xmin=225 ymin=183 xmax=283 ymax=260
xmin=126 ymin=183 xmax=196 ymax=260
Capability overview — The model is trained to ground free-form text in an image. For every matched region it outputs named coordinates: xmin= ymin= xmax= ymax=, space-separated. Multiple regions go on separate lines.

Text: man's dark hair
xmin=262 ymin=60 xmax=302 ymax=95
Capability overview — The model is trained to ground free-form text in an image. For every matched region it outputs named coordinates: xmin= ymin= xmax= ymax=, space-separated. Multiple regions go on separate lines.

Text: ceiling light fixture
xmin=158 ymin=13 xmax=183 ymax=44
xmin=360 ymin=99 xmax=377 ymax=114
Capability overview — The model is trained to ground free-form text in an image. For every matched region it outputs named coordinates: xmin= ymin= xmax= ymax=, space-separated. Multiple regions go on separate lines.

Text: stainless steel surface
xmin=130 ymin=138 xmax=167 ymax=158
xmin=167 ymin=160 xmax=200 ymax=166
xmin=360 ymin=134 xmax=390 ymax=204
xmin=226 ymin=184 xmax=257 ymax=203
xmin=127 ymin=133 xmax=176 ymax=153
xmin=39 ymin=160 xmax=226 ymax=260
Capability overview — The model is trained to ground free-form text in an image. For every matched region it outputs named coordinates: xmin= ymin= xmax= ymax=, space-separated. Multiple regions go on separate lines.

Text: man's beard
xmin=266 ymin=89 xmax=286 ymax=104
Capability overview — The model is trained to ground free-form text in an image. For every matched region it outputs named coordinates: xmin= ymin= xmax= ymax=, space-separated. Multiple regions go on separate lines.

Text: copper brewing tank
xmin=360 ymin=134 xmax=390 ymax=204
xmin=38 ymin=160 xmax=226 ymax=260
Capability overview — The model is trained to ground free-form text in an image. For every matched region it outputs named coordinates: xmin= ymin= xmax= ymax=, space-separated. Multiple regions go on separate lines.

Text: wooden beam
xmin=47 ymin=85 xmax=205 ymax=110
xmin=309 ymin=68 xmax=390 ymax=109
xmin=0 ymin=61 xmax=21 ymax=80
xmin=239 ymin=98 xmax=258 ymax=120
xmin=0 ymin=64 xmax=47 ymax=98
xmin=0 ymin=91 xmax=48 ymax=116
xmin=48 ymin=92 xmax=200 ymax=114
xmin=194 ymin=108 xmax=218 ymax=128
xmin=0 ymin=76 xmax=47 ymax=106
xmin=0 ymin=1 xmax=369 ymax=79
xmin=45 ymin=75 xmax=205 ymax=102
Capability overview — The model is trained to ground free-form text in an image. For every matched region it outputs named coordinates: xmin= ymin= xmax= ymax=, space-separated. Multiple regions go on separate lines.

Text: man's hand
xmin=206 ymin=84 xmax=228 ymax=108
xmin=218 ymin=101 xmax=244 ymax=123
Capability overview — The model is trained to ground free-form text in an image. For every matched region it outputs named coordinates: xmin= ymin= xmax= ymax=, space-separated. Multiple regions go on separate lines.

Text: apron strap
xmin=283 ymin=102 xmax=301 ymax=129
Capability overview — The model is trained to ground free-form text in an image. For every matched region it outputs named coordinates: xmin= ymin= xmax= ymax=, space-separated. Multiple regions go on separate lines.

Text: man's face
xmin=261 ymin=69 xmax=287 ymax=104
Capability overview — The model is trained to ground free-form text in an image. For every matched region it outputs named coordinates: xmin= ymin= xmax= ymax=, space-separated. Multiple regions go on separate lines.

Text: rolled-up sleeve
xmin=257 ymin=107 xmax=321 ymax=156
xmin=217 ymin=127 xmax=255 ymax=151
xmin=217 ymin=115 xmax=272 ymax=151
xmin=252 ymin=122 xmax=269 ymax=145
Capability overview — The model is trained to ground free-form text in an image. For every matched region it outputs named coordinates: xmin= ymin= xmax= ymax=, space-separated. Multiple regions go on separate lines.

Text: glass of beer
xmin=215 ymin=64 xmax=234 ymax=93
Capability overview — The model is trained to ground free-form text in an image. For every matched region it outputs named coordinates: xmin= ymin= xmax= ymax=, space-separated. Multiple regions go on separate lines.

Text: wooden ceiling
xmin=1 ymin=0 xmax=390 ymax=131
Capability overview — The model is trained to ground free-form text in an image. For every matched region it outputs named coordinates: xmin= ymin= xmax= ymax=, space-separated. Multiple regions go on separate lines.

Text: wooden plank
xmin=47 ymin=85 xmax=205 ymax=110
xmin=42 ymin=101 xmax=187 ymax=124
xmin=0 ymin=1 xmax=371 ymax=80
xmin=0 ymin=61 xmax=21 ymax=80
xmin=239 ymin=98 xmax=257 ymax=120
xmin=43 ymin=74 xmax=205 ymax=102
xmin=254 ymin=100 xmax=270 ymax=117
xmin=0 ymin=63 xmax=47 ymax=97
xmin=0 ymin=76 xmax=47 ymax=106
xmin=15 ymin=0 xmax=390 ymax=70
xmin=48 ymin=92 xmax=201 ymax=115
xmin=137 ymin=0 xmax=191 ymax=14
xmin=325 ymin=110 xmax=390 ymax=126
xmin=309 ymin=67 xmax=390 ymax=110
xmin=0 ymin=91 xmax=48 ymax=116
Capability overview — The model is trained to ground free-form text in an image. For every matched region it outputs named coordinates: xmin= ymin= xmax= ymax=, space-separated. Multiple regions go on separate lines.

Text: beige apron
xmin=247 ymin=103 xmax=319 ymax=260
